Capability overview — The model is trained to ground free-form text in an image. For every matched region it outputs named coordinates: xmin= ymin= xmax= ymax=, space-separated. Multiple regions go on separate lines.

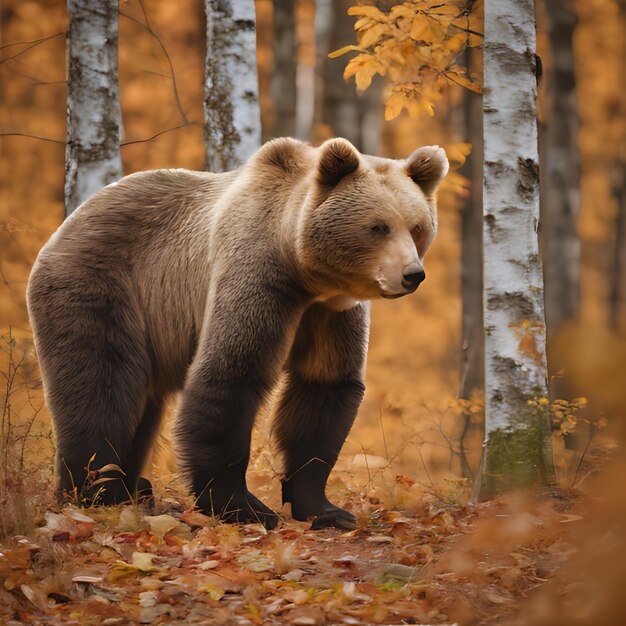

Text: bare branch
xmin=120 ymin=121 xmax=201 ymax=147
xmin=0 ymin=132 xmax=64 ymax=144
xmin=0 ymin=31 xmax=66 ymax=64
xmin=4 ymin=63 xmax=66 ymax=86
xmin=119 ymin=4 xmax=188 ymax=124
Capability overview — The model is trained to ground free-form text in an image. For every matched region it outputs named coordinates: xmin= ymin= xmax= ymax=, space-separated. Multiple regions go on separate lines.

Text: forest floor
xmin=1 ymin=464 xmax=621 ymax=626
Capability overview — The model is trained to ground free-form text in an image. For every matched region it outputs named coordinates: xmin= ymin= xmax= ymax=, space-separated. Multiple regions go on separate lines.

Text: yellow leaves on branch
xmin=331 ymin=0 xmax=483 ymax=120
xmin=343 ymin=54 xmax=386 ymax=92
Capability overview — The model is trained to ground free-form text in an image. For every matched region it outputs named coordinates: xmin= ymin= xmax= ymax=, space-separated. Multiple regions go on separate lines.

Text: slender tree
xmin=479 ymin=0 xmax=556 ymax=497
xmin=204 ymin=0 xmax=261 ymax=171
xmin=65 ymin=0 xmax=122 ymax=216
xmin=610 ymin=153 xmax=626 ymax=334
xmin=270 ymin=0 xmax=297 ymax=139
xmin=459 ymin=48 xmax=484 ymax=400
xmin=609 ymin=0 xmax=626 ymax=334
xmin=317 ymin=0 xmax=382 ymax=153
xmin=541 ymin=0 xmax=581 ymax=335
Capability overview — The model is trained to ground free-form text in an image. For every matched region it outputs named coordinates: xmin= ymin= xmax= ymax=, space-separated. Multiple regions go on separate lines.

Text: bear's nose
xmin=402 ymin=264 xmax=426 ymax=290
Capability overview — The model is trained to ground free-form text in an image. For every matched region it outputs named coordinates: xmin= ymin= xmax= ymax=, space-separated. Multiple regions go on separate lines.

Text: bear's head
xmin=296 ymin=138 xmax=448 ymax=301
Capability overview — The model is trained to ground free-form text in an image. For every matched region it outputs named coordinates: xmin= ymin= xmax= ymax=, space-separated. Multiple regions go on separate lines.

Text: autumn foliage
xmin=331 ymin=0 xmax=482 ymax=118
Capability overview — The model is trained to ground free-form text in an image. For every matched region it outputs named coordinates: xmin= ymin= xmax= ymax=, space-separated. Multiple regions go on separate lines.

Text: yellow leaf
xmin=359 ymin=23 xmax=387 ymax=48
xmin=328 ymin=44 xmax=362 ymax=59
xmin=410 ymin=14 xmax=430 ymax=40
xmin=385 ymin=91 xmax=405 ymax=120
xmin=446 ymin=71 xmax=482 ymax=93
xmin=198 ymin=584 xmax=224 ymax=601
xmin=354 ymin=16 xmax=373 ymax=30
xmin=406 ymin=97 xmax=422 ymax=119
xmin=355 ymin=68 xmax=374 ymax=91
xmin=347 ymin=6 xmax=387 ymax=21
xmin=343 ymin=55 xmax=384 ymax=92
xmin=343 ymin=54 xmax=367 ymax=80
xmin=389 ymin=4 xmax=416 ymax=20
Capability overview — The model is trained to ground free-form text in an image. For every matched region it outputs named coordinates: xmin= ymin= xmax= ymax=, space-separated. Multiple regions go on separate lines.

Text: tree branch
xmin=0 ymin=31 xmax=66 ymax=64
xmin=0 ymin=132 xmax=64 ymax=144
xmin=119 ymin=2 xmax=188 ymax=124
xmin=120 ymin=121 xmax=201 ymax=147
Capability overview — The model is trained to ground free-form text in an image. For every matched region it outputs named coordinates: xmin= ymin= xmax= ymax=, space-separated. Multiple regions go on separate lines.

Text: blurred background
xmin=0 ymin=0 xmax=625 ymax=504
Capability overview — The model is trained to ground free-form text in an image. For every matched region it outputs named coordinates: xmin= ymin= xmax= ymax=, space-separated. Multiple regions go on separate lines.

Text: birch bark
xmin=479 ymin=0 xmax=556 ymax=497
xmin=204 ymin=0 xmax=261 ymax=172
xmin=65 ymin=0 xmax=122 ymax=216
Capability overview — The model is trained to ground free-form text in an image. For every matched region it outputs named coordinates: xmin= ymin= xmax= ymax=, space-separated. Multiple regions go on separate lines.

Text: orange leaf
xmin=347 ymin=6 xmax=387 ymax=21
xmin=328 ymin=44 xmax=362 ymax=59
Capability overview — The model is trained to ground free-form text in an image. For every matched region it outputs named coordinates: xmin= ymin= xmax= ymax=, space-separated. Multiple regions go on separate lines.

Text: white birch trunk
xmin=204 ymin=0 xmax=261 ymax=172
xmin=65 ymin=0 xmax=122 ymax=216
xmin=480 ymin=0 xmax=555 ymax=497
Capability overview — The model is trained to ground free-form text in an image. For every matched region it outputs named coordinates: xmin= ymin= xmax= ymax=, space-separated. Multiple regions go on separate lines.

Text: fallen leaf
xmin=181 ymin=509 xmax=212 ymax=529
xmin=366 ymin=535 xmax=394 ymax=544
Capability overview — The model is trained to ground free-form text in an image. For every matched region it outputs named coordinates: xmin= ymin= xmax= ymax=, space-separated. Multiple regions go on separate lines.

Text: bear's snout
xmin=402 ymin=263 xmax=426 ymax=292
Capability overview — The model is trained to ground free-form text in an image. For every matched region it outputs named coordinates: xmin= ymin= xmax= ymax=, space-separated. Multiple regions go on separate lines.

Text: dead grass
xmin=0 ymin=328 xmax=54 ymax=540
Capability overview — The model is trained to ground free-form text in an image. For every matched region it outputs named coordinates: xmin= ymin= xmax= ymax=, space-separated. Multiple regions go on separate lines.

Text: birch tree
xmin=479 ymin=0 xmax=556 ymax=497
xmin=65 ymin=0 xmax=122 ymax=216
xmin=204 ymin=0 xmax=261 ymax=172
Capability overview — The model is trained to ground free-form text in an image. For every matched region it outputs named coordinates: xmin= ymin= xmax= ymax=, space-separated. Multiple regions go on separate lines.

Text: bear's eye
xmin=371 ymin=222 xmax=390 ymax=236
xmin=412 ymin=224 xmax=423 ymax=237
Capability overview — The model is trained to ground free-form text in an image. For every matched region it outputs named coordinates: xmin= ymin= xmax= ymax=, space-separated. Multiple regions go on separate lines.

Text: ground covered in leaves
xmin=0 ymin=477 xmax=606 ymax=626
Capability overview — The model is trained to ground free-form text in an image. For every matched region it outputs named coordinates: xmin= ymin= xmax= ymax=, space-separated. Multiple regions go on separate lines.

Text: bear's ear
xmin=256 ymin=137 xmax=307 ymax=174
xmin=406 ymin=145 xmax=449 ymax=196
xmin=316 ymin=138 xmax=360 ymax=187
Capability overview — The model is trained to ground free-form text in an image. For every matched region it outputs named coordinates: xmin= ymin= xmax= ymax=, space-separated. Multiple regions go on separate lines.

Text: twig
xmin=121 ymin=121 xmax=201 ymax=147
xmin=0 ymin=31 xmax=66 ymax=64
xmin=119 ymin=2 xmax=188 ymax=124
xmin=379 ymin=408 xmax=389 ymax=459
xmin=572 ymin=426 xmax=594 ymax=487
xmin=0 ymin=132 xmax=64 ymax=144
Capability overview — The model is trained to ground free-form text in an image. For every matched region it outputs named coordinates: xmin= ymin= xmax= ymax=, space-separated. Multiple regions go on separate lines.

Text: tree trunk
xmin=204 ymin=0 xmax=261 ymax=172
xmin=65 ymin=0 xmax=122 ymax=216
xmin=610 ymin=154 xmax=626 ymax=334
xmin=541 ymin=0 xmax=581 ymax=336
xmin=609 ymin=0 xmax=626 ymax=335
xmin=479 ymin=0 xmax=556 ymax=498
xmin=313 ymin=0 xmax=332 ymax=142
xmin=317 ymin=0 xmax=382 ymax=153
xmin=459 ymin=48 xmax=484 ymax=400
xmin=270 ymin=0 xmax=297 ymax=139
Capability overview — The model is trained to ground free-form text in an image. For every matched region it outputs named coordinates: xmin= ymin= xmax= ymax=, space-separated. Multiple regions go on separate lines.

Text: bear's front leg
xmin=176 ymin=274 xmax=306 ymax=530
xmin=274 ymin=301 xmax=369 ymax=530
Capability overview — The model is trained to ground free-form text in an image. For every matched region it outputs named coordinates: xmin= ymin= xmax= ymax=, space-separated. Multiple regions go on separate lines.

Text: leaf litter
xmin=0 ymin=478 xmax=601 ymax=626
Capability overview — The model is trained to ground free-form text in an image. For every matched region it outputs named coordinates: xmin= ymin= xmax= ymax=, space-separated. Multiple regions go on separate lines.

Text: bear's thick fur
xmin=27 ymin=138 xmax=448 ymax=529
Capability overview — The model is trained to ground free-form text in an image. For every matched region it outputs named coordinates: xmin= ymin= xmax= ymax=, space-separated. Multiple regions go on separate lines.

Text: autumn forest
xmin=1 ymin=0 xmax=626 ymax=624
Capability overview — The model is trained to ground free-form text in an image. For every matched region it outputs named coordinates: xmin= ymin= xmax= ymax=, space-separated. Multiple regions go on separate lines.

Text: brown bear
xmin=27 ymin=138 xmax=448 ymax=530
